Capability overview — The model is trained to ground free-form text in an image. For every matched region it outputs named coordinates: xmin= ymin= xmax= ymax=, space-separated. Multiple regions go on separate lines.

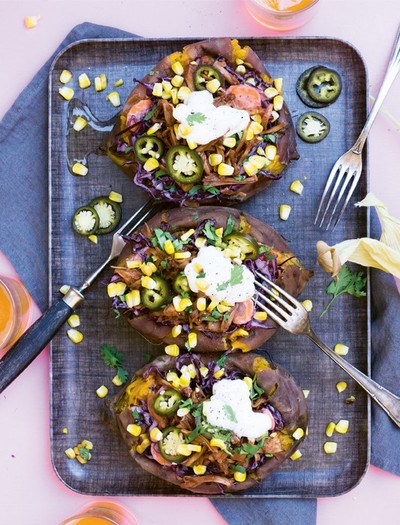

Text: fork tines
xmin=254 ymin=272 xmax=297 ymax=326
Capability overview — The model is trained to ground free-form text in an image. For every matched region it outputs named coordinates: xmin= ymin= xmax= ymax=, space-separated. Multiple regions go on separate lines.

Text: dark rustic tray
xmin=48 ymin=37 xmax=370 ymax=497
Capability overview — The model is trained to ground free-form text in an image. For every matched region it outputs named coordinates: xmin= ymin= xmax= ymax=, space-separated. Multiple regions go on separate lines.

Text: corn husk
xmin=317 ymin=193 xmax=400 ymax=279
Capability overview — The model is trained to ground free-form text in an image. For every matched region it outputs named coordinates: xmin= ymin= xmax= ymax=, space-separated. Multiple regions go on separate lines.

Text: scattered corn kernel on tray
xmin=48 ymin=37 xmax=370 ymax=497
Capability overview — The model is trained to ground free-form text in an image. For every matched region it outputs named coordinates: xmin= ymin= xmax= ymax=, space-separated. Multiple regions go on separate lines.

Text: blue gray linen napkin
xmin=0 ymin=21 xmax=398 ymax=525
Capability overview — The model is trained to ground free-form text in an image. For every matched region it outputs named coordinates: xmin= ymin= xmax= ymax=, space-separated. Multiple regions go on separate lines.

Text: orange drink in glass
xmin=59 ymin=502 xmax=139 ymax=525
xmin=244 ymin=0 xmax=320 ymax=31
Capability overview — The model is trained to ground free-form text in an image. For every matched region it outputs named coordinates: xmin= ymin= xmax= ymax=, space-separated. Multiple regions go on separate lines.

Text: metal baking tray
xmin=48 ymin=37 xmax=370 ymax=497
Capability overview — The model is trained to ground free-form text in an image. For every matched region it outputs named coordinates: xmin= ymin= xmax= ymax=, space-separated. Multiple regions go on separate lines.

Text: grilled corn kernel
xmin=150 ymin=427 xmax=163 ymax=442
xmin=324 ymin=442 xmax=337 ymax=454
xmin=251 ymin=113 xmax=262 ymax=124
xmin=209 ymin=153 xmax=223 ymax=166
xmin=107 ymin=282 xmax=127 ymax=297
xmin=334 ymin=343 xmax=349 ymax=356
xmin=152 ymin=82 xmax=163 ymax=97
xmin=265 ymin=144 xmax=277 ymax=161
xmin=213 ymin=368 xmax=225 ymax=379
xmin=96 ymin=385 xmax=108 ymax=398
xmin=243 ymin=376 xmax=253 ymax=390
xmin=274 ymin=77 xmax=283 ymax=93
xmin=292 ymin=428 xmax=305 ymax=440
xmin=335 ymin=419 xmax=349 ymax=434
xmin=271 ymin=110 xmax=279 ymax=122
xmin=210 ymin=438 xmax=226 ymax=450
xmin=81 ymin=440 xmax=93 ymax=450
xmin=67 ymin=314 xmax=80 ymax=328
xmin=177 ymin=86 xmax=191 ymax=101
xmin=141 ymin=261 xmax=157 ymax=276
xmin=206 ymin=78 xmax=221 ymax=93
xmin=24 ymin=15 xmax=41 ymax=29
xmin=214 ymin=227 xmax=223 ymax=238
xmin=73 ymin=116 xmax=88 ymax=132
xmin=234 ymin=471 xmax=247 ymax=482
xmin=290 ymin=180 xmax=304 ymax=195
xmin=166 ymin=371 xmax=179 ymax=383
xmin=301 ymin=299 xmax=313 ymax=312
xmin=107 ymin=91 xmax=121 ymax=107
xmin=163 ymin=239 xmax=175 ymax=254
xmin=171 ymin=74 xmax=184 ymax=88
xmin=143 ymin=157 xmax=159 ymax=172
xmin=273 ymin=95 xmax=284 ymax=111
xmin=126 ymin=259 xmax=142 ymax=269
xmin=207 ymin=298 xmax=219 ymax=312
xmin=179 ymin=372 xmax=191 ymax=387
xmin=78 ymin=73 xmax=91 ymax=89
xmin=147 ymin=122 xmax=162 ymax=135
xmin=249 ymin=121 xmax=264 ymax=135
xmin=67 ymin=329 xmax=83 ymax=344
xmin=125 ymin=290 xmax=141 ymax=308
xmin=216 ymin=303 xmax=231 ymax=313
xmin=171 ymin=61 xmax=184 ymax=75
xmin=174 ymin=251 xmax=192 ymax=260
xmin=114 ymin=79 xmax=124 ymax=87
xmin=59 ymin=86 xmax=74 ymax=101
xmin=193 ymin=464 xmax=207 ymax=475
xmin=62 ymin=427 xmax=69 ymax=434
xmin=71 ymin=162 xmax=88 ymax=176
xmin=218 ymin=163 xmax=234 ymax=176
xmin=187 ymin=332 xmax=197 ymax=349
xmin=112 ymin=375 xmax=123 ymax=386
xmin=235 ymin=64 xmax=246 ymax=74
xmin=108 ymin=190 xmax=123 ymax=203
xmin=60 ymin=69 xmax=73 ymax=83
xmin=279 ymin=204 xmax=291 ymax=221
xmin=127 ymin=424 xmax=142 ymax=437
xmin=94 ymin=74 xmax=107 ymax=92
xmin=325 ymin=422 xmax=336 ymax=437
xmin=64 ymin=448 xmax=76 ymax=459
xmin=179 ymin=123 xmax=192 ymax=137
xmin=186 ymin=140 xmax=198 ymax=150
xmin=141 ymin=276 xmax=156 ymax=290
xmin=231 ymin=328 xmax=249 ymax=339
xmin=165 ymin=344 xmax=180 ymax=357
xmin=245 ymin=128 xmax=254 ymax=141
xmin=302 ymin=389 xmax=310 ymax=398
xmin=180 ymin=228 xmax=195 ymax=242
xmin=59 ymin=284 xmax=70 ymax=295
xmin=345 ymin=396 xmax=356 ymax=404
xmin=171 ymin=324 xmax=183 ymax=338
xmin=243 ymin=161 xmax=258 ymax=177
xmin=200 ymin=366 xmax=209 ymax=377
xmin=195 ymin=236 xmax=207 ymax=248
xmin=254 ymin=311 xmax=267 ymax=321
xmin=336 ymin=381 xmax=348 ymax=393
xmin=245 ymin=77 xmax=256 ymax=86
xmin=176 ymin=444 xmax=193 ymax=456
xmin=248 ymin=154 xmax=266 ymax=170
xmin=290 ymin=450 xmax=302 ymax=460
xmin=264 ymin=86 xmax=279 ymax=99
xmin=223 ymin=137 xmax=236 ymax=148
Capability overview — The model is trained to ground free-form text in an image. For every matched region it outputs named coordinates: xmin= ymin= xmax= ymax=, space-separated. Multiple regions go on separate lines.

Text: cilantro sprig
xmin=100 ymin=344 xmax=129 ymax=384
xmin=187 ymin=112 xmax=206 ymax=125
xmin=320 ymin=264 xmax=367 ymax=318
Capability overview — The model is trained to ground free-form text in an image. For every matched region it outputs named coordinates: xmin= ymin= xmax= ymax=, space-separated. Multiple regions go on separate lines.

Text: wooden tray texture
xmin=48 ymin=37 xmax=370 ymax=497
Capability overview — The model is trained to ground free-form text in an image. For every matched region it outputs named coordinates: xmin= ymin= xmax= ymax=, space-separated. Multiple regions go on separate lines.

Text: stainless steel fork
xmin=254 ymin=271 xmax=400 ymax=427
xmin=315 ymin=24 xmax=400 ymax=230
xmin=0 ymin=198 xmax=162 ymax=394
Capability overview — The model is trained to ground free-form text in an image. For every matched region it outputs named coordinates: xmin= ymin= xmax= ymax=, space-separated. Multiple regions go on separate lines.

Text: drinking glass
xmin=244 ymin=0 xmax=321 ymax=31
xmin=59 ymin=501 xmax=139 ymax=525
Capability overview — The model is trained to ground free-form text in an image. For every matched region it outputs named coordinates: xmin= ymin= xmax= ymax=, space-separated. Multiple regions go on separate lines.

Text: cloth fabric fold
xmin=0 ymin=21 xmax=398 ymax=525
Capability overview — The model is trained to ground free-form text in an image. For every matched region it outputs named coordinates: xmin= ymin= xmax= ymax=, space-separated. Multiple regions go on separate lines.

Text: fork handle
xmin=0 ymin=287 xmax=84 ymax=394
xmin=306 ymin=329 xmax=400 ymax=428
xmin=353 ymin=24 xmax=400 ymax=154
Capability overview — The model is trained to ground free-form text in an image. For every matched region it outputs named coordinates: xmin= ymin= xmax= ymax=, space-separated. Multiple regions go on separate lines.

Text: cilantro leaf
xmin=78 ymin=447 xmax=91 ymax=461
xmin=230 ymin=464 xmax=246 ymax=473
xmin=100 ymin=345 xmax=123 ymax=368
xmin=229 ymin=265 xmax=244 ymax=286
xmin=320 ymin=264 xmax=367 ymax=318
xmin=223 ymin=404 xmax=237 ymax=423
xmin=224 ymin=215 xmax=235 ymax=236
xmin=116 ymin=366 xmax=129 ymax=384
xmin=187 ymin=112 xmax=206 ymax=125
xmin=144 ymin=104 xmax=157 ymax=121
xmin=249 ymin=376 xmax=265 ymax=400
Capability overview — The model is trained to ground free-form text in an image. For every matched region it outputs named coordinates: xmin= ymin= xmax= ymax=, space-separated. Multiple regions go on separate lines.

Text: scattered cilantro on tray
xmin=320 ymin=264 xmax=367 ymax=318
xmin=100 ymin=344 xmax=129 ymax=384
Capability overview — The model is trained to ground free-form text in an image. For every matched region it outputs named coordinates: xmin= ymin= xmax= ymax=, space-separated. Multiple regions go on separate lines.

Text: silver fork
xmin=0 ymin=198 xmax=162 ymax=394
xmin=254 ymin=271 xmax=400 ymax=427
xmin=315 ymin=24 xmax=400 ymax=230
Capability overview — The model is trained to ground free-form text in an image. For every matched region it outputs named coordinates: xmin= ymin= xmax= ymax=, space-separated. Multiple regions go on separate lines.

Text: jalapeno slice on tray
xmin=173 ymin=273 xmax=191 ymax=295
xmin=141 ymin=275 xmax=172 ymax=310
xmin=72 ymin=205 xmax=99 ymax=236
xmin=306 ymin=67 xmax=342 ymax=104
xmin=134 ymin=136 xmax=164 ymax=163
xmin=194 ymin=65 xmax=224 ymax=91
xmin=158 ymin=427 xmax=186 ymax=463
xmin=296 ymin=112 xmax=330 ymax=143
xmin=223 ymin=231 xmax=260 ymax=260
xmin=166 ymin=145 xmax=203 ymax=185
xmin=154 ymin=389 xmax=183 ymax=416
xmin=89 ymin=197 xmax=122 ymax=234
xmin=296 ymin=66 xmax=327 ymax=109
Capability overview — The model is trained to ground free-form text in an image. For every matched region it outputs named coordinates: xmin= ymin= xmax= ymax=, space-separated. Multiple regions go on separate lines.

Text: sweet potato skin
xmin=104 ymin=37 xmax=298 ymax=205
xmin=118 ymin=206 xmax=312 ymax=352
xmin=113 ymin=352 xmax=308 ymax=494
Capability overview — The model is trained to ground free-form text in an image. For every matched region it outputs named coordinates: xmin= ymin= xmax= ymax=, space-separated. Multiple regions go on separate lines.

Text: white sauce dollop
xmin=203 ymin=379 xmax=274 ymax=439
xmin=184 ymin=245 xmax=255 ymax=303
xmin=172 ymin=90 xmax=250 ymax=145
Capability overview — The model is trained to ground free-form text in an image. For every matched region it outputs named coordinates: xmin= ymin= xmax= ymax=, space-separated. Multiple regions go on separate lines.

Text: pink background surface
xmin=0 ymin=1 xmax=400 ymax=524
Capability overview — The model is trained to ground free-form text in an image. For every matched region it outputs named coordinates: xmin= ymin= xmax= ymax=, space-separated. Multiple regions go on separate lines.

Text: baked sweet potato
xmin=109 ymin=206 xmax=312 ymax=352
xmin=104 ymin=38 xmax=298 ymax=206
xmin=113 ymin=352 xmax=308 ymax=494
